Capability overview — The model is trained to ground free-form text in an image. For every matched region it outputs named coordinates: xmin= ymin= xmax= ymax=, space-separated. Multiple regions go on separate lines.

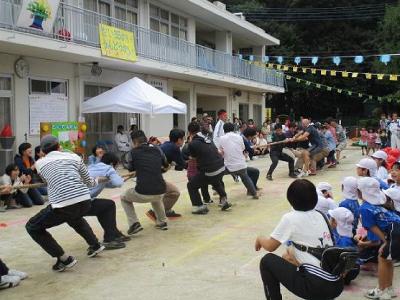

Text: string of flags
xmin=254 ymin=61 xmax=400 ymax=81
xmin=241 ymin=53 xmax=395 ymax=66
xmin=285 ymin=74 xmax=393 ymax=103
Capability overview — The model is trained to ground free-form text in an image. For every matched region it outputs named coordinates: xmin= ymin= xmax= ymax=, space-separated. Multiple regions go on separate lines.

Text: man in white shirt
xmin=389 ymin=113 xmax=400 ymax=149
xmin=213 ymin=109 xmax=228 ymax=148
xmin=114 ymin=125 xmax=131 ymax=152
xmin=219 ymin=123 xmax=260 ymax=199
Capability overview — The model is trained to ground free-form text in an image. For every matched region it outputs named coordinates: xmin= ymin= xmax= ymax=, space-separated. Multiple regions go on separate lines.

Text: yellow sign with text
xmin=99 ymin=24 xmax=137 ymax=62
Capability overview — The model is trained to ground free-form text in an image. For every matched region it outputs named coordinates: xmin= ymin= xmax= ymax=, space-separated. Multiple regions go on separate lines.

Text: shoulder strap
xmin=315 ymin=210 xmax=336 ymax=245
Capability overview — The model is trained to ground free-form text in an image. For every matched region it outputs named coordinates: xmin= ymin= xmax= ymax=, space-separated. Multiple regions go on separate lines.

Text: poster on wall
xmin=29 ymin=94 xmax=68 ymax=135
xmin=16 ymin=0 xmax=60 ymax=33
xmin=40 ymin=122 xmax=87 ymax=154
xmin=99 ymin=24 xmax=137 ymax=62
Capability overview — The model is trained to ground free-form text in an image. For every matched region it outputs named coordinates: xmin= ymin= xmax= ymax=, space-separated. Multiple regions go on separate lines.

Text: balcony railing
xmin=0 ymin=0 xmax=284 ymax=88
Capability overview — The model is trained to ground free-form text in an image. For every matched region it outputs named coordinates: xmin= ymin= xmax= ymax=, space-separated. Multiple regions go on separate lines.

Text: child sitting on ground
xmin=358 ymin=177 xmax=400 ymax=299
xmin=328 ymin=207 xmax=360 ymax=285
xmin=339 ymin=176 xmax=360 ymax=235
xmin=315 ymin=182 xmax=337 ymax=215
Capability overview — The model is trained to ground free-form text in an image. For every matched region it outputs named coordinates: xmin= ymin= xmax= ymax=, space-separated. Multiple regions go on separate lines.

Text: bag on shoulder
xmin=292 ymin=210 xmax=359 ymax=276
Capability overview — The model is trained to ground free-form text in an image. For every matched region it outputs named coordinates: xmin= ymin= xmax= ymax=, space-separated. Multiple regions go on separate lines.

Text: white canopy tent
xmin=81 ymin=77 xmax=187 ymax=114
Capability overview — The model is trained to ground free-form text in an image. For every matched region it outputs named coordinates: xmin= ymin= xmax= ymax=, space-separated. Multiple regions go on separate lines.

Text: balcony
xmin=0 ymin=0 xmax=284 ymax=88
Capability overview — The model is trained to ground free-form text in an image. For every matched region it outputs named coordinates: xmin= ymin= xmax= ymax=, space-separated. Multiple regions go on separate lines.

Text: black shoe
xmin=155 ymin=222 xmax=168 ymax=230
xmin=116 ymin=232 xmax=131 ymax=242
xmin=289 ymin=173 xmax=297 ymax=179
xmin=52 ymin=256 xmax=77 ymax=272
xmin=103 ymin=240 xmax=126 ymax=250
xmin=204 ymin=198 xmax=214 ymax=204
xmin=220 ymin=199 xmax=232 ymax=211
xmin=166 ymin=210 xmax=182 ymax=218
xmin=127 ymin=222 xmax=143 ymax=235
xmin=192 ymin=205 xmax=209 ymax=215
xmin=266 ymin=174 xmax=273 ymax=181
xmin=87 ymin=243 xmax=105 ymax=258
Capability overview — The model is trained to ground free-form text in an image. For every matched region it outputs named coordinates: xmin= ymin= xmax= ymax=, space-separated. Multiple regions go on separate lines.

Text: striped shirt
xmin=35 ymin=151 xmax=96 ymax=208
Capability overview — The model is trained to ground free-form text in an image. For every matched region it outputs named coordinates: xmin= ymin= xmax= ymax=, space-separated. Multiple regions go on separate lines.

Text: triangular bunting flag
xmin=365 ymin=73 xmax=372 ymax=79
xmin=358 ymin=93 xmax=362 ymax=98
xmin=268 ymin=63 xmax=273 ymax=68
xmin=321 ymin=70 xmax=327 ymax=76
xmin=351 ymin=73 xmax=358 ymax=78
xmin=286 ymin=75 xmax=292 ymax=80
xmin=316 ymin=84 xmax=321 ymax=88
xmin=302 ymin=68 xmax=308 ymax=73
xmin=327 ymin=87 xmax=332 ymax=91
xmin=348 ymin=91 xmax=352 ymax=96
xmin=293 ymin=67 xmax=298 ymax=72
xmin=337 ymin=89 xmax=342 ymax=93
xmin=331 ymin=71 xmax=336 ymax=76
xmin=277 ymin=65 xmax=282 ymax=70
xmin=306 ymin=81 xmax=311 ymax=85
xmin=390 ymin=75 xmax=398 ymax=81
xmin=296 ymin=78 xmax=301 ymax=83
xmin=283 ymin=66 xmax=289 ymax=71
xmin=369 ymin=96 xmax=373 ymax=100
xmin=377 ymin=74 xmax=384 ymax=80
xmin=342 ymin=72 xmax=349 ymax=78
xmin=311 ymin=69 xmax=317 ymax=74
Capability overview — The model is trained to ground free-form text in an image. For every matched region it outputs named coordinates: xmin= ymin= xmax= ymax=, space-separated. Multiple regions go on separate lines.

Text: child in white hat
xmin=358 ymin=177 xmax=400 ymax=300
xmin=339 ymin=176 xmax=360 ymax=234
xmin=356 ymin=157 xmax=389 ymax=190
xmin=315 ymin=182 xmax=337 ymax=215
xmin=371 ymin=150 xmax=388 ymax=181
xmin=383 ymin=188 xmax=400 ymax=214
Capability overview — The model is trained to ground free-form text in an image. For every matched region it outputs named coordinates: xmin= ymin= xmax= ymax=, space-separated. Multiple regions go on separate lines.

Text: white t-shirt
xmin=271 ymin=210 xmax=333 ymax=267
xmin=315 ymin=196 xmax=338 ymax=215
xmin=376 ymin=166 xmax=388 ymax=181
xmin=213 ymin=119 xmax=225 ymax=148
xmin=219 ymin=132 xmax=247 ymax=172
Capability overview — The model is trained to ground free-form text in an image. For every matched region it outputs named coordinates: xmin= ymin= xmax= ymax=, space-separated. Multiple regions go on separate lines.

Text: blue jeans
xmin=16 ymin=189 xmax=44 ymax=207
xmin=225 ymin=167 xmax=259 ymax=196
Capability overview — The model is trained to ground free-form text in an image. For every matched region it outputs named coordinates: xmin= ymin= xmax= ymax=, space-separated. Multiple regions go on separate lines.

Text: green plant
xmin=27 ymin=0 xmax=51 ymax=19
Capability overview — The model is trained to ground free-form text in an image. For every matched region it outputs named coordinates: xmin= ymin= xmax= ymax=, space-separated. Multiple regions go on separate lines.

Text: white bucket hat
xmin=342 ymin=176 xmax=358 ymax=200
xmin=372 ymin=150 xmax=388 ymax=161
xmin=357 ymin=177 xmax=386 ymax=205
xmin=356 ymin=158 xmax=378 ymax=177
xmin=328 ymin=207 xmax=354 ymax=238
xmin=383 ymin=188 xmax=400 ymax=211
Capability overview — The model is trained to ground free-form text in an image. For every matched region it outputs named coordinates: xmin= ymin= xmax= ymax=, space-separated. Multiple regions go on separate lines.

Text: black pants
xmin=0 ymin=259 xmax=8 ymax=277
xmin=259 ymin=253 xmax=343 ymax=300
xmin=26 ymin=201 xmax=99 ymax=258
xmin=267 ymin=152 xmax=294 ymax=176
xmin=85 ymin=198 xmax=120 ymax=243
xmin=187 ymin=172 xmax=226 ymax=206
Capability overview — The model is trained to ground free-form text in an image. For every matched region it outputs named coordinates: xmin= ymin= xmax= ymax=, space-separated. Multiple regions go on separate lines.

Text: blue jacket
xmin=88 ymin=163 xmax=124 ymax=198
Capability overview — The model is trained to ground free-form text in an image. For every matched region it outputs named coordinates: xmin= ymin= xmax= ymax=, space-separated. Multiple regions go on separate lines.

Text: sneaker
xmin=192 ymin=205 xmax=209 ymax=215
xmin=266 ymin=174 xmax=273 ymax=181
xmin=0 ymin=206 xmax=6 ymax=213
xmin=0 ymin=275 xmax=20 ymax=289
xmin=220 ymin=199 xmax=232 ymax=211
xmin=8 ymin=269 xmax=28 ymax=280
xmin=103 ymin=240 xmax=126 ymax=250
xmin=386 ymin=287 xmax=397 ymax=298
xmin=145 ymin=210 xmax=157 ymax=222
xmin=233 ymin=175 xmax=240 ymax=183
xmin=166 ymin=210 xmax=182 ymax=218
xmin=252 ymin=194 xmax=259 ymax=200
xmin=115 ymin=233 xmax=131 ymax=243
xmin=87 ymin=243 xmax=105 ymax=258
xmin=127 ymin=222 xmax=143 ymax=235
xmin=297 ymin=170 xmax=309 ymax=178
xmin=52 ymin=256 xmax=77 ymax=272
xmin=155 ymin=222 xmax=168 ymax=230
xmin=365 ymin=288 xmax=391 ymax=300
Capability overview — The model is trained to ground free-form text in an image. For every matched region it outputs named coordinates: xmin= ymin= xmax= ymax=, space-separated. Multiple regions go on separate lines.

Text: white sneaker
xmin=297 ymin=170 xmax=309 ymax=178
xmin=0 ymin=275 xmax=20 ymax=289
xmin=8 ymin=269 xmax=28 ymax=280
xmin=394 ymin=260 xmax=400 ymax=267
xmin=365 ymin=288 xmax=391 ymax=300
xmin=386 ymin=287 xmax=397 ymax=298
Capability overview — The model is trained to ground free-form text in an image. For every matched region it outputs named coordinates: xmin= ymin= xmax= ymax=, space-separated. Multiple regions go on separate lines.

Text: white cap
xmin=357 ymin=177 xmax=386 ymax=205
xmin=342 ymin=176 xmax=358 ymax=200
xmin=356 ymin=158 xmax=378 ymax=176
xmin=328 ymin=207 xmax=354 ymax=238
xmin=317 ymin=182 xmax=333 ymax=192
xmin=372 ymin=150 xmax=388 ymax=161
xmin=383 ymin=188 xmax=400 ymax=203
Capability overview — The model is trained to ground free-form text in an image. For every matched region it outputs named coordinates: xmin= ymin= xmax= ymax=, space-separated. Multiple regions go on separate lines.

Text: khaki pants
xmin=121 ymin=189 xmax=167 ymax=226
xmin=163 ymin=182 xmax=180 ymax=212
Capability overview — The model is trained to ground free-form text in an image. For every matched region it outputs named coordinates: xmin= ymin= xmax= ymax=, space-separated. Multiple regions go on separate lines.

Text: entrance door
xmin=253 ymin=104 xmax=262 ymax=127
xmin=239 ymin=103 xmax=249 ymax=122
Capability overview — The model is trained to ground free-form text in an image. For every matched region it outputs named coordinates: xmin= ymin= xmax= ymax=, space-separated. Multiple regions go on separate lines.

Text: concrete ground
xmin=0 ymin=147 xmax=398 ymax=300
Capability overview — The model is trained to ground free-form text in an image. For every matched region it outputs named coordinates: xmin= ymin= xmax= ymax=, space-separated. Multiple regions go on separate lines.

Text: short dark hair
xmin=5 ymin=163 xmax=18 ymax=176
xmin=42 ymin=143 xmax=59 ymax=154
xmin=287 ymin=179 xmax=318 ymax=211
xmin=101 ymin=152 xmax=119 ymax=167
xmin=169 ymin=129 xmax=185 ymax=143
xmin=392 ymin=161 xmax=400 ymax=170
xmin=274 ymin=124 xmax=282 ymax=130
xmin=92 ymin=145 xmax=104 ymax=156
xmin=223 ymin=123 xmax=235 ymax=133
xmin=34 ymin=145 xmax=41 ymax=155
xmin=243 ymin=128 xmax=257 ymax=138
xmin=117 ymin=125 xmax=124 ymax=131
xmin=131 ymin=130 xmax=147 ymax=144
xmin=18 ymin=143 xmax=32 ymax=156
xmin=188 ymin=122 xmax=200 ymax=134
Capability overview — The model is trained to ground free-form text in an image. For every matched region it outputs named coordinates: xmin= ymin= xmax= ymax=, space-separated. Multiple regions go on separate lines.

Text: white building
xmin=0 ymin=0 xmax=284 ymax=150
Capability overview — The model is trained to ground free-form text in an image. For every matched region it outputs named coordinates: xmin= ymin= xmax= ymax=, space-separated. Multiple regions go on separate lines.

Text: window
xmin=83 ymin=0 xmax=138 ymax=24
xmin=0 ymin=77 xmax=12 ymax=131
xmin=29 ymin=79 xmax=68 ymax=96
xmin=239 ymin=103 xmax=249 ymax=122
xmin=149 ymin=4 xmax=188 ymax=40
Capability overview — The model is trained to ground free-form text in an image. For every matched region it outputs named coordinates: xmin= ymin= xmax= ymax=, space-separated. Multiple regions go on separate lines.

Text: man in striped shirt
xmin=26 ymin=135 xmax=104 ymax=272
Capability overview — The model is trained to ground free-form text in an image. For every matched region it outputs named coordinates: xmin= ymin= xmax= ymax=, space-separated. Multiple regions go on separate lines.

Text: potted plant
xmin=0 ymin=124 xmax=15 ymax=149
xmin=27 ymin=0 xmax=51 ymax=30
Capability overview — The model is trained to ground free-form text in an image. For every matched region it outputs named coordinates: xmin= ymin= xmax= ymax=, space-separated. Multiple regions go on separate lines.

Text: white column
xmin=215 ymin=31 xmax=232 ymax=54
xmin=252 ymin=45 xmax=266 ymax=60
xmin=138 ymin=0 xmax=150 ymax=29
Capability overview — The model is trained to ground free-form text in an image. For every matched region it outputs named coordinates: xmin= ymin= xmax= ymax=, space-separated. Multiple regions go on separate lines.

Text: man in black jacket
xmin=187 ymin=122 xmax=231 ymax=214
xmin=266 ymin=124 xmax=296 ymax=181
xmin=121 ymin=131 xmax=169 ymax=233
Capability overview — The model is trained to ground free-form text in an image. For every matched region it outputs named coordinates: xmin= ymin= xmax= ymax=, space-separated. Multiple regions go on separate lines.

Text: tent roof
xmin=81 ymin=77 xmax=187 ymax=114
